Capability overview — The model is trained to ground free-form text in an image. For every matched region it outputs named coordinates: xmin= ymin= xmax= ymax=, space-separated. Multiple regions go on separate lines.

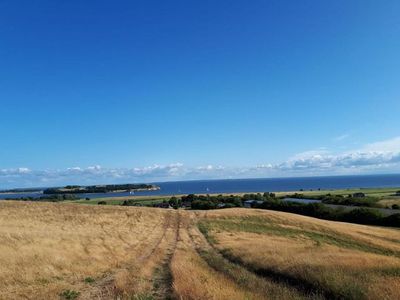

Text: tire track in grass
xmin=197 ymin=220 xmax=364 ymax=300
xmin=79 ymin=210 xmax=171 ymax=299
xmin=170 ymin=212 xmax=259 ymax=300
xmin=189 ymin=218 xmax=309 ymax=300
xmin=150 ymin=210 xmax=180 ymax=300
xmin=120 ymin=210 xmax=179 ymax=299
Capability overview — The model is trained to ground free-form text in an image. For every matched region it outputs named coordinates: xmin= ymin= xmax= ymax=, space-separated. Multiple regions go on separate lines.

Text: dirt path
xmin=79 ymin=209 xmax=302 ymax=299
xmin=79 ymin=210 xmax=180 ymax=299
xmin=169 ymin=211 xmax=274 ymax=300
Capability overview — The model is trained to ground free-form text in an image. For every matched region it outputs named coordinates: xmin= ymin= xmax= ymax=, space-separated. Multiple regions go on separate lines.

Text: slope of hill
xmin=0 ymin=202 xmax=399 ymax=299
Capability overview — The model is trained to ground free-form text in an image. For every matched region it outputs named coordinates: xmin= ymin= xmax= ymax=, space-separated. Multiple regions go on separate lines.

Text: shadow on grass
xmin=198 ymin=221 xmax=367 ymax=300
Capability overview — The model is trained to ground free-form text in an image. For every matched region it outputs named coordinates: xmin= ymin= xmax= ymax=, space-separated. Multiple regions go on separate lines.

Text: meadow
xmin=0 ymin=201 xmax=399 ymax=299
xmin=63 ymin=186 xmax=400 ymax=208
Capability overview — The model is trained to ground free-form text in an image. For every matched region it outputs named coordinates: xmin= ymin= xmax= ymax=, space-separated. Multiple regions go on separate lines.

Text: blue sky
xmin=1 ymin=1 xmax=400 ymax=187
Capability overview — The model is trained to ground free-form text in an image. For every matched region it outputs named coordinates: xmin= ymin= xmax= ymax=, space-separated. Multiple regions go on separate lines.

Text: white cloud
xmin=196 ymin=165 xmax=214 ymax=171
xmin=278 ymin=136 xmax=400 ymax=174
xmin=290 ymin=149 xmax=330 ymax=160
xmin=362 ymin=136 xmax=400 ymax=152
xmin=333 ymin=133 xmax=351 ymax=142
xmin=1 ymin=136 xmax=400 ymax=188
xmin=279 ymin=151 xmax=400 ymax=172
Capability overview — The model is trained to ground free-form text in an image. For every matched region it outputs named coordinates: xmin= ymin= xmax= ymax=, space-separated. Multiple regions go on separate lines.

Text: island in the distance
xmin=43 ymin=183 xmax=159 ymax=194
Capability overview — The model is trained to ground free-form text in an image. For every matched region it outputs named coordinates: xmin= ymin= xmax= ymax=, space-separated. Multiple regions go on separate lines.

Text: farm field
xmin=64 ymin=187 xmax=400 ymax=208
xmin=0 ymin=201 xmax=399 ymax=299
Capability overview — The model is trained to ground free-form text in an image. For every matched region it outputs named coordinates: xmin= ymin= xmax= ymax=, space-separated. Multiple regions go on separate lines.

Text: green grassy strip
xmin=200 ymin=217 xmax=400 ymax=258
xmin=198 ymin=222 xmax=368 ymax=300
xmin=193 ymin=226 xmax=308 ymax=299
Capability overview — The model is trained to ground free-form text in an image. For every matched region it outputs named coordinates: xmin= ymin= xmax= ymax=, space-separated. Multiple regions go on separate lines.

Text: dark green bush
xmin=342 ymin=208 xmax=383 ymax=225
xmin=258 ymin=199 xmax=399 ymax=228
xmin=84 ymin=277 xmax=95 ymax=284
xmin=285 ymin=193 xmax=379 ymax=207
xmin=383 ymin=213 xmax=400 ymax=227
xmin=191 ymin=200 xmax=217 ymax=210
xmin=60 ymin=290 xmax=80 ymax=300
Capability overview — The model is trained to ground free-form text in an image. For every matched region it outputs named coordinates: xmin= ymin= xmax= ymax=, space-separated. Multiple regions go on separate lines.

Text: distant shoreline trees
xmin=162 ymin=192 xmax=400 ymax=228
xmin=5 ymin=194 xmax=79 ymax=202
xmin=43 ymin=183 xmax=157 ymax=194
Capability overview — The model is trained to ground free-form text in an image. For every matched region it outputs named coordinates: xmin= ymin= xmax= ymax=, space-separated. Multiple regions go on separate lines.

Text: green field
xmin=68 ymin=195 xmax=171 ymax=206
xmin=67 ymin=187 xmax=400 ymax=208
xmin=276 ymin=187 xmax=400 ymax=208
xmin=277 ymin=187 xmax=400 ymax=198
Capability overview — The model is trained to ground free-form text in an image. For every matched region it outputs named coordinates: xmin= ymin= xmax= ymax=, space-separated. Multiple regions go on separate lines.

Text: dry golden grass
xmin=169 ymin=211 xmax=299 ymax=300
xmin=0 ymin=201 xmax=173 ymax=299
xmin=200 ymin=208 xmax=400 ymax=299
xmin=1 ymin=202 xmax=399 ymax=300
xmin=378 ymin=198 xmax=400 ymax=208
xmin=170 ymin=222 xmax=257 ymax=300
xmin=187 ymin=215 xmax=306 ymax=300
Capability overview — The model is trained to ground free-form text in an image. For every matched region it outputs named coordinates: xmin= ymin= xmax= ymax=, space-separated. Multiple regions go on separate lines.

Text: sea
xmin=1 ymin=174 xmax=400 ymax=200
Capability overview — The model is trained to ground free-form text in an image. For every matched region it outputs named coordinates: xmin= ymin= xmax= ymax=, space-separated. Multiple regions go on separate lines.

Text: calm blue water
xmin=1 ymin=174 xmax=400 ymax=199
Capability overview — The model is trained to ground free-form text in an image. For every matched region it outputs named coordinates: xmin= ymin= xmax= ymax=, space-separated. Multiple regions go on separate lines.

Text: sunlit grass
xmin=1 ymin=202 xmax=399 ymax=299
xmin=199 ymin=208 xmax=400 ymax=299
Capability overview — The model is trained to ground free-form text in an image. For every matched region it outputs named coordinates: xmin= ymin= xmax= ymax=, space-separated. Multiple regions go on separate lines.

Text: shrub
xmin=342 ymin=208 xmax=384 ymax=225
xmin=258 ymin=199 xmax=399 ymax=227
xmin=168 ymin=196 xmax=181 ymax=208
xmin=222 ymin=203 xmax=236 ymax=209
xmin=383 ymin=213 xmax=400 ymax=227
xmin=84 ymin=277 xmax=95 ymax=284
xmin=97 ymin=201 xmax=107 ymax=205
xmin=60 ymin=290 xmax=80 ymax=300
xmin=122 ymin=200 xmax=134 ymax=206
xmin=191 ymin=200 xmax=217 ymax=210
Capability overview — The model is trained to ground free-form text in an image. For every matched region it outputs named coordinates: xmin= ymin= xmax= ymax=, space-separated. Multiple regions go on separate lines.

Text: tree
xmin=169 ymin=196 xmax=181 ymax=208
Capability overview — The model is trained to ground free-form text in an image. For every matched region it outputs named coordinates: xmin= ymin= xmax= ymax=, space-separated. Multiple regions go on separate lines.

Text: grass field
xmin=0 ymin=201 xmax=399 ymax=299
xmin=276 ymin=187 xmax=400 ymax=208
xmin=64 ymin=187 xmax=400 ymax=208
xmin=67 ymin=195 xmax=171 ymax=206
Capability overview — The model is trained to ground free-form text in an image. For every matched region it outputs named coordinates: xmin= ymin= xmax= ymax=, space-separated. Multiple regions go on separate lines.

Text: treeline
xmin=0 ymin=188 xmax=42 ymax=193
xmin=257 ymin=199 xmax=400 ymax=227
xmin=154 ymin=192 xmax=400 ymax=228
xmin=286 ymin=193 xmax=380 ymax=207
xmin=183 ymin=193 xmax=275 ymax=210
xmin=5 ymin=194 xmax=79 ymax=202
xmin=44 ymin=183 xmax=156 ymax=194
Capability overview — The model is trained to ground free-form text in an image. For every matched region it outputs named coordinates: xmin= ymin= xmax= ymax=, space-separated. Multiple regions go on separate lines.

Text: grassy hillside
xmin=199 ymin=209 xmax=400 ymax=299
xmin=0 ymin=202 xmax=399 ymax=299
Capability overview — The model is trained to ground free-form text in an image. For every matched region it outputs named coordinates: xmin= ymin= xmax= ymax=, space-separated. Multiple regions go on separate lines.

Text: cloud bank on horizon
xmin=1 ymin=137 xmax=400 ymax=188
